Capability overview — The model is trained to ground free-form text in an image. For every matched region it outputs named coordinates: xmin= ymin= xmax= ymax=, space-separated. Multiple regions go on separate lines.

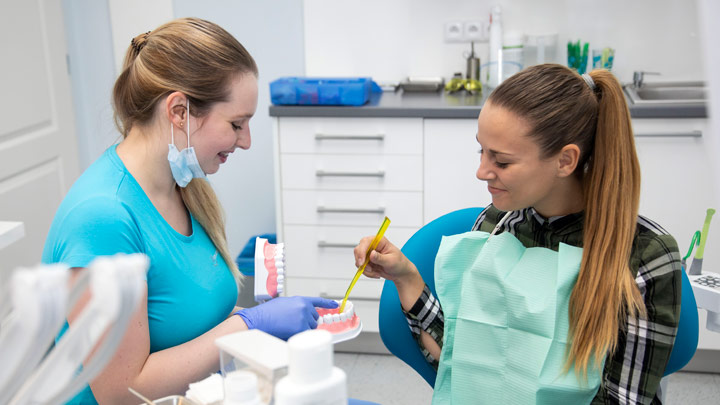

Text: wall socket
xmin=444 ymin=20 xmax=487 ymax=43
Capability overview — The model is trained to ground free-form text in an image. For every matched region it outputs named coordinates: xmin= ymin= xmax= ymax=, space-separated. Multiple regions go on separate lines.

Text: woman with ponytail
xmin=355 ymin=64 xmax=681 ymax=404
xmin=43 ymin=18 xmax=336 ymax=404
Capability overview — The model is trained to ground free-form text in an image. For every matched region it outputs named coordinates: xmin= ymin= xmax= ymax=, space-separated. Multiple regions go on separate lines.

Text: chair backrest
xmin=379 ymin=207 xmax=483 ymax=388
xmin=378 ymin=207 xmax=698 ymax=387
xmin=663 ymin=267 xmax=699 ymax=376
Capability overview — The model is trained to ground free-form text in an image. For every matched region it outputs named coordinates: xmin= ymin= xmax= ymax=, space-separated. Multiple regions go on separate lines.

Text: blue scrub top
xmin=43 ymin=145 xmax=238 ymax=404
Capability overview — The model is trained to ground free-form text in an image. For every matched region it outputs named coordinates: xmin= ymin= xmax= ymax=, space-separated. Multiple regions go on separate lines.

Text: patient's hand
xmin=354 ymin=237 xmax=425 ymax=310
xmin=353 ymin=237 xmax=416 ymax=283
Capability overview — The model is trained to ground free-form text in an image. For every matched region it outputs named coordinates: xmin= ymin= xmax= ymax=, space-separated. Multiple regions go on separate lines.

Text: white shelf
xmin=0 ymin=222 xmax=25 ymax=250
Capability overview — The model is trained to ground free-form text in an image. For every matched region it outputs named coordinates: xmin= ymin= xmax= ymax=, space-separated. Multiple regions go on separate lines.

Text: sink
xmin=624 ymin=81 xmax=706 ymax=105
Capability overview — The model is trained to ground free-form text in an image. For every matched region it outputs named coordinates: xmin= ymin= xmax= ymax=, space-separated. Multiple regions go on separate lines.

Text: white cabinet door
xmin=633 ymin=118 xmax=720 ymax=352
xmin=0 ymin=0 xmax=80 ymax=279
xmin=424 ymin=119 xmax=491 ymax=223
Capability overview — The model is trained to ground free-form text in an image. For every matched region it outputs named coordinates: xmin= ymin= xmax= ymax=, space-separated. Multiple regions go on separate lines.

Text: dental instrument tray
xmin=399 ymin=77 xmax=445 ymax=92
xmin=270 ymin=77 xmax=372 ymax=106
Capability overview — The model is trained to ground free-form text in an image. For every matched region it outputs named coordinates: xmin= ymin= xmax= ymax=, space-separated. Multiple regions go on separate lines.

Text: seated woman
xmin=354 ymin=64 xmax=681 ymax=404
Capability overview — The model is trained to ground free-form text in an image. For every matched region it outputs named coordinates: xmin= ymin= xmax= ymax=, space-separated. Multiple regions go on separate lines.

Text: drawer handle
xmin=317 ymin=241 xmax=357 ymax=248
xmin=315 ymin=133 xmax=385 ymax=141
xmin=635 ymin=130 xmax=702 ymax=138
xmin=316 ymin=206 xmax=386 ymax=214
xmin=316 ymin=170 xmax=385 ymax=178
xmin=320 ymin=293 xmax=379 ymax=302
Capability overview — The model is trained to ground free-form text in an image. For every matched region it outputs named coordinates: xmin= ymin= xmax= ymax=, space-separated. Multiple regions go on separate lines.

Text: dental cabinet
xmin=270 ymin=92 xmax=718 ymax=365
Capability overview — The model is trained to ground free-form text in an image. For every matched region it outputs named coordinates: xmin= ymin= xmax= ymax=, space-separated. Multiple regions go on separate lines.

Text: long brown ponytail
xmin=112 ymin=18 xmax=259 ymax=282
xmin=488 ymin=64 xmax=646 ymax=377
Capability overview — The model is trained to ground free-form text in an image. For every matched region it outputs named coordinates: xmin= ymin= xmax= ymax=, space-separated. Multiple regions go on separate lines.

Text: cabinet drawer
xmin=285 ymin=277 xmax=382 ymax=332
xmin=281 ymin=190 xmax=423 ymax=227
xmin=278 ymin=117 xmax=423 ymax=155
xmin=281 ymin=224 xmax=416 ymax=279
xmin=279 ymin=154 xmax=422 ymax=191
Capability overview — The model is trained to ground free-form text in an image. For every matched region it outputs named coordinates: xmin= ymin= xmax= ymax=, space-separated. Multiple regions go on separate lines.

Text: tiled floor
xmin=335 ymin=352 xmax=720 ymax=405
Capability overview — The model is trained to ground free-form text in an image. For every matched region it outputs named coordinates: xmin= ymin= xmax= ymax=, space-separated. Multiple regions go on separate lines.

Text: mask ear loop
xmin=186 ymin=98 xmax=191 ymax=148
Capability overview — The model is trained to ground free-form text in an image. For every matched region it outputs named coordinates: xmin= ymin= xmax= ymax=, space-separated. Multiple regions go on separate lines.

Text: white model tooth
xmin=317 ymin=315 xmax=324 ymax=325
xmin=277 ymin=284 xmax=283 ymax=294
xmin=346 ymin=307 xmax=354 ymax=319
xmin=276 ymin=275 xmax=284 ymax=284
xmin=323 ymin=314 xmax=333 ymax=324
xmin=276 ymin=268 xmax=284 ymax=276
xmin=332 ymin=314 xmax=341 ymax=323
xmin=276 ymin=260 xmax=284 ymax=269
xmin=339 ymin=311 xmax=347 ymax=322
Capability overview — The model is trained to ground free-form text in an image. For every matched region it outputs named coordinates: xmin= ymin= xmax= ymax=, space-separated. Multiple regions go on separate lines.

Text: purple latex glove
xmin=235 ymin=296 xmax=338 ymax=340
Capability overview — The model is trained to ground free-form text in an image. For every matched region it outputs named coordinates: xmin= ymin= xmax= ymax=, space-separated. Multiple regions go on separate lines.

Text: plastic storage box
xmin=270 ymin=77 xmax=372 ymax=106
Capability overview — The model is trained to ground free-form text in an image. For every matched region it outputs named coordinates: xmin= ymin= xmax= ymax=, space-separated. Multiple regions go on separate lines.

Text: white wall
xmin=61 ymin=0 xmax=118 ymax=171
xmin=108 ymin=0 xmax=174 ymax=74
xmin=304 ymin=0 xmax=704 ymax=84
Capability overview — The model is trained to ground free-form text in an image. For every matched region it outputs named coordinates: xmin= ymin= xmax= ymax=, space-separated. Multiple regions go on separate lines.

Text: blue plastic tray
xmin=270 ymin=77 xmax=372 ymax=106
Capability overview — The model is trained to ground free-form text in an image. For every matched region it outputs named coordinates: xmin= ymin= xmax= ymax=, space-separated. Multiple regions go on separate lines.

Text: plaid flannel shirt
xmin=403 ymin=205 xmax=681 ymax=404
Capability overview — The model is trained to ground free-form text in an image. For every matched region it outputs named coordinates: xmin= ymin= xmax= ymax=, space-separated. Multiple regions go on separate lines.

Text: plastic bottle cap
xmin=287 ymin=329 xmax=333 ymax=384
xmin=224 ymin=370 xmax=261 ymax=405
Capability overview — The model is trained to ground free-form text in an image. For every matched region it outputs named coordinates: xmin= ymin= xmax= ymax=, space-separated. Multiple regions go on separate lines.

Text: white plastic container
xmin=274 ymin=330 xmax=347 ymax=405
xmin=487 ymin=5 xmax=503 ymax=88
xmin=224 ymin=370 xmax=261 ymax=405
xmin=524 ymin=33 xmax=558 ymax=67
xmin=215 ymin=330 xmax=289 ymax=405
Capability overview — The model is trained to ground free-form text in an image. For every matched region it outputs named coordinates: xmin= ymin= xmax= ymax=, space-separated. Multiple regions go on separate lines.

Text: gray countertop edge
xmin=268 ymin=105 xmax=482 ymax=119
xmin=268 ymin=91 xmax=707 ymax=119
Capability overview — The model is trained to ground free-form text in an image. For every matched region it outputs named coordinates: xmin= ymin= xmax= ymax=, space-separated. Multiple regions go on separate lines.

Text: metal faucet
xmin=632 ymin=71 xmax=661 ymax=88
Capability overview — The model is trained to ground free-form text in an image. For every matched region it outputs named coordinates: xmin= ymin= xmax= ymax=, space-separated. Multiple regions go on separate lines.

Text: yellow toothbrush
xmin=339 ymin=216 xmax=391 ymax=312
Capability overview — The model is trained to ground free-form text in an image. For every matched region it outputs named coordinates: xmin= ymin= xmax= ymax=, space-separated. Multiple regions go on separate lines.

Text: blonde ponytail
xmin=181 ymin=180 xmax=241 ymax=281
xmin=568 ymin=70 xmax=645 ymax=375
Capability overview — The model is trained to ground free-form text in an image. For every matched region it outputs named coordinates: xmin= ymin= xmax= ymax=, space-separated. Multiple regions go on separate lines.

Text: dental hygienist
xmin=355 ymin=65 xmax=681 ymax=404
xmin=42 ymin=18 xmax=336 ymax=404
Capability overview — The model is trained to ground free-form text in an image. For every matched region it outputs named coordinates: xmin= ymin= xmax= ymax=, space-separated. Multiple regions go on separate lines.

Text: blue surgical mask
xmin=168 ymin=99 xmax=206 ymax=187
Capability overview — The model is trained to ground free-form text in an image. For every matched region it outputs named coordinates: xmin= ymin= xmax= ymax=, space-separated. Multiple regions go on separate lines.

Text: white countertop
xmin=0 ymin=221 xmax=25 ymax=250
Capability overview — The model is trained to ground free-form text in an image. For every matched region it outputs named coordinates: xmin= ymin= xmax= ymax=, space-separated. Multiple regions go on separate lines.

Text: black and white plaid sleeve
xmin=402 ymin=284 xmax=445 ymax=370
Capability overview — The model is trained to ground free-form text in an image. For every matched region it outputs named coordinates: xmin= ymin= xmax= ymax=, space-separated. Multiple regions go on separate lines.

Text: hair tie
xmin=581 ymin=73 xmax=596 ymax=91
xmin=130 ymin=31 xmax=151 ymax=54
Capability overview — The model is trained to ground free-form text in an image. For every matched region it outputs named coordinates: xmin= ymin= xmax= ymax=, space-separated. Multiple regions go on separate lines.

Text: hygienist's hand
xmin=354 ymin=237 xmax=418 ymax=283
xmin=234 ymin=296 xmax=338 ymax=340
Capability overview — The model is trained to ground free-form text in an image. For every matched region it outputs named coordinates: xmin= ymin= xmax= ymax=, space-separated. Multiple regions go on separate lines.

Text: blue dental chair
xmin=378 ymin=207 xmax=699 ymax=388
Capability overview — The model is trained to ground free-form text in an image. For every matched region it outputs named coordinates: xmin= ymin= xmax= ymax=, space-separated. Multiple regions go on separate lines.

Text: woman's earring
xmin=179 ymin=122 xmax=184 ymax=127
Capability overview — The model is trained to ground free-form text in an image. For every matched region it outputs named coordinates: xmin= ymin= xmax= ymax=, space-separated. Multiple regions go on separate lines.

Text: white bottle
xmin=224 ymin=370 xmax=261 ymax=405
xmin=487 ymin=5 xmax=503 ymax=88
xmin=274 ymin=330 xmax=347 ymax=405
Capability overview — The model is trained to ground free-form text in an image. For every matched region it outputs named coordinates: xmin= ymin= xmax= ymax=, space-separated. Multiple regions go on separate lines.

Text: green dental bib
xmin=433 ymin=231 xmax=603 ymax=404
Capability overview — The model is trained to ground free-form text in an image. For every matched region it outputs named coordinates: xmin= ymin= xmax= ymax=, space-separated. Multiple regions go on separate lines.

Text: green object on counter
xmin=444 ymin=75 xmax=482 ymax=95
xmin=688 ymin=208 xmax=716 ymax=276
xmin=683 ymin=231 xmax=701 ymax=262
xmin=695 ymin=208 xmax=716 ymax=259
xmin=567 ymin=40 xmax=589 ymax=74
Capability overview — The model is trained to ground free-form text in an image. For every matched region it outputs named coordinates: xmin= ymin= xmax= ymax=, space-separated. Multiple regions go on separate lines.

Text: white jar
xmin=274 ymin=330 xmax=347 ymax=405
xmin=224 ymin=370 xmax=261 ymax=405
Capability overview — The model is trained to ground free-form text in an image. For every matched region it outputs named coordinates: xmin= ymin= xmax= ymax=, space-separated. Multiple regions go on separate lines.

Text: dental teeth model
xmin=316 ymin=300 xmax=362 ymax=343
xmin=254 ymin=237 xmax=284 ymax=303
